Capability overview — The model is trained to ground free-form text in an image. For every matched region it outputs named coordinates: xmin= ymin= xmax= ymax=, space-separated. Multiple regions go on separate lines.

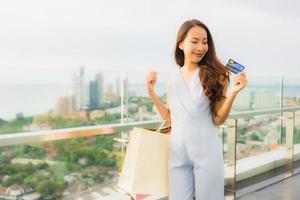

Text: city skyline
xmin=0 ymin=66 xmax=300 ymax=120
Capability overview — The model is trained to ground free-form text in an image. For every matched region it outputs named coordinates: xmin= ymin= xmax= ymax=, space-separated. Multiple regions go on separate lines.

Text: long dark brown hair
xmin=174 ymin=19 xmax=230 ymax=116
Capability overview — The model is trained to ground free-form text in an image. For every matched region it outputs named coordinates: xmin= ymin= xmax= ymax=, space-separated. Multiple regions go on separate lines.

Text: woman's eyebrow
xmin=191 ymin=37 xmax=208 ymax=40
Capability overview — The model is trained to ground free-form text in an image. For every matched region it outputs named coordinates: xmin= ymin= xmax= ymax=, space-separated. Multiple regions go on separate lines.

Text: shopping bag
xmin=117 ymin=125 xmax=170 ymax=197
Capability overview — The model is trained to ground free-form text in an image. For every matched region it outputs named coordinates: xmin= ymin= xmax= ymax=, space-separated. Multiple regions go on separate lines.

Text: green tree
xmin=36 ymin=162 xmax=49 ymax=170
xmin=250 ymin=131 xmax=264 ymax=141
xmin=24 ymin=176 xmax=36 ymax=188
xmin=0 ymin=118 xmax=7 ymax=126
xmin=36 ymin=179 xmax=64 ymax=198
xmin=2 ymin=173 xmax=27 ymax=186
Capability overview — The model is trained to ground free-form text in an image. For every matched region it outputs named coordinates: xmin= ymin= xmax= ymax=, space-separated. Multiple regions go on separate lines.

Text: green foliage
xmin=0 ymin=102 xmax=123 ymax=196
xmin=93 ymin=171 xmax=105 ymax=183
xmin=0 ymin=154 xmax=9 ymax=165
xmin=0 ymin=163 xmax=35 ymax=176
xmin=295 ymin=127 xmax=300 ymax=144
xmin=0 ymin=161 xmax=64 ymax=198
xmin=51 ymin=134 xmax=118 ymax=168
xmin=46 ymin=116 xmax=86 ymax=129
xmin=36 ymin=162 xmax=49 ymax=170
xmin=250 ymin=131 xmax=264 ymax=141
xmin=48 ymin=163 xmax=67 ymax=182
xmin=129 ymin=97 xmax=153 ymax=112
xmin=23 ymin=176 xmax=36 ymax=188
xmin=0 ymin=113 xmax=33 ymax=134
xmin=36 ymin=179 xmax=64 ymax=198
xmin=81 ymin=169 xmax=105 ymax=183
xmin=100 ymin=97 xmax=121 ymax=109
xmin=65 ymin=162 xmax=80 ymax=171
xmin=0 ymin=118 xmax=7 ymax=126
xmin=93 ymin=113 xmax=121 ymax=124
xmin=2 ymin=173 xmax=27 ymax=186
xmin=11 ymin=144 xmax=46 ymax=159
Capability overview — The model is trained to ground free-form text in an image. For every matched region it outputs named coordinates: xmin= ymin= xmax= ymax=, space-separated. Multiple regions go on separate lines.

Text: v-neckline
xmin=178 ymin=67 xmax=199 ymax=86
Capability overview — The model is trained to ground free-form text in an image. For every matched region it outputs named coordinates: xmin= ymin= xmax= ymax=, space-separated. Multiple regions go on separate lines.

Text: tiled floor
xmin=238 ymin=174 xmax=300 ymax=200
xmin=102 ymin=174 xmax=300 ymax=200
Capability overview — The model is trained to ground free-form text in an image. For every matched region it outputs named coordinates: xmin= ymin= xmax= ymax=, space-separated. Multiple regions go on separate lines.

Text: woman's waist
xmin=172 ymin=116 xmax=213 ymax=124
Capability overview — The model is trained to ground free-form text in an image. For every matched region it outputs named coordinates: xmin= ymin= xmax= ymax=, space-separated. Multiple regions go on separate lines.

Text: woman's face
xmin=179 ymin=26 xmax=208 ymax=64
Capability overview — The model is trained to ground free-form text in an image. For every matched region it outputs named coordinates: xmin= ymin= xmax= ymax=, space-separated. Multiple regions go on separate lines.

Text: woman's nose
xmin=197 ymin=44 xmax=205 ymax=52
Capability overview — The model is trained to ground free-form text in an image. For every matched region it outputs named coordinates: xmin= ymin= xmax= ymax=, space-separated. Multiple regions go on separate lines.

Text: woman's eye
xmin=191 ymin=41 xmax=197 ymax=44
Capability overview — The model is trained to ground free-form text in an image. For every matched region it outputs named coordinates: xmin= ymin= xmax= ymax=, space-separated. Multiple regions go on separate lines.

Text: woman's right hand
xmin=146 ymin=71 xmax=157 ymax=95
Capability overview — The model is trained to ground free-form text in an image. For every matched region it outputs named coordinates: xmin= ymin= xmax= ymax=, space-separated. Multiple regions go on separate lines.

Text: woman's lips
xmin=193 ymin=52 xmax=203 ymax=57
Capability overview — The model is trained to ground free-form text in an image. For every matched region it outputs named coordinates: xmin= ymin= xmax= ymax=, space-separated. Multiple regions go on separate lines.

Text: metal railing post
xmin=284 ymin=111 xmax=295 ymax=177
xmin=226 ymin=118 xmax=237 ymax=200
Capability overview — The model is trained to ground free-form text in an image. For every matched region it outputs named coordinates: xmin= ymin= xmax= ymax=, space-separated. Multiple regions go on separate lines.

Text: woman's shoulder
xmin=165 ymin=65 xmax=179 ymax=80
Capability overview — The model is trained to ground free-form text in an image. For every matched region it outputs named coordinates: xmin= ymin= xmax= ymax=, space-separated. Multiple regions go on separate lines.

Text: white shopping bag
xmin=117 ymin=127 xmax=170 ymax=197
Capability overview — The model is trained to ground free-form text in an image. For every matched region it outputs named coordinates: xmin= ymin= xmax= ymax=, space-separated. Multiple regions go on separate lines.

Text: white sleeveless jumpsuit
xmin=167 ymin=66 xmax=224 ymax=200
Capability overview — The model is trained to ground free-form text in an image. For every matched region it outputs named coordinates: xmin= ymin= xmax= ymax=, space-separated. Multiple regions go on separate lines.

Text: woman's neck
xmin=182 ymin=61 xmax=199 ymax=72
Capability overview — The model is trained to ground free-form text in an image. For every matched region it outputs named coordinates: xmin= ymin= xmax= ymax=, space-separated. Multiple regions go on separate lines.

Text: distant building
xmin=89 ymin=80 xmax=98 ymax=109
xmin=72 ymin=66 xmax=89 ymax=110
xmin=284 ymin=99 xmax=299 ymax=106
xmin=52 ymin=95 xmax=76 ymax=116
xmin=233 ymin=88 xmax=250 ymax=110
xmin=104 ymin=92 xmax=118 ymax=103
xmin=252 ymin=91 xmax=279 ymax=110
xmin=89 ymin=72 xmax=104 ymax=109
xmin=96 ymin=72 xmax=104 ymax=106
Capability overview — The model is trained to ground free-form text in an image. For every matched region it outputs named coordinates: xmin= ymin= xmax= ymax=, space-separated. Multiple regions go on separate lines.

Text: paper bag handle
xmin=154 ymin=109 xmax=170 ymax=134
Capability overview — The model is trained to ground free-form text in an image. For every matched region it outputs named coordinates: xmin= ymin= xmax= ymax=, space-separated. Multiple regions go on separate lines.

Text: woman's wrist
xmin=228 ymin=91 xmax=238 ymax=98
xmin=147 ymin=90 xmax=156 ymax=98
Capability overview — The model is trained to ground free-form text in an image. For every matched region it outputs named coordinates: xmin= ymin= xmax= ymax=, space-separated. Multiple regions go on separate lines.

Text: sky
xmin=0 ymin=0 xmax=299 ymax=83
xmin=0 ymin=0 xmax=300 ymax=119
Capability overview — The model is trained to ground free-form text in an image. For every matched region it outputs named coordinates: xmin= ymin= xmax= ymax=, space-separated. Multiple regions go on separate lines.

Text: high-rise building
xmin=89 ymin=72 xmax=104 ymax=109
xmin=73 ymin=66 xmax=84 ymax=110
xmin=72 ymin=66 xmax=89 ymax=110
xmin=95 ymin=72 xmax=104 ymax=106
xmin=84 ymin=80 xmax=90 ymax=109
xmin=104 ymin=83 xmax=117 ymax=103
xmin=252 ymin=91 xmax=279 ymax=109
xmin=89 ymin=80 xmax=98 ymax=109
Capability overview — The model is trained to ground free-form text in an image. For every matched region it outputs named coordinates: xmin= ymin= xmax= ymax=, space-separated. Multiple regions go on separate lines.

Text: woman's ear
xmin=179 ymin=42 xmax=183 ymax=50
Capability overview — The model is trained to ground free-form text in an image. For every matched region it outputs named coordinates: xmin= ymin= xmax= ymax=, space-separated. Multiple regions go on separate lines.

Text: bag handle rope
xmin=154 ymin=109 xmax=170 ymax=134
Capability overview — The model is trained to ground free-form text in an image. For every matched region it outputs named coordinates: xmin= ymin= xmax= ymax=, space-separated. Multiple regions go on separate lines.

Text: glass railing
xmin=223 ymin=107 xmax=300 ymax=200
xmin=0 ymin=67 xmax=123 ymax=135
xmin=231 ymin=75 xmax=282 ymax=112
xmin=0 ymin=133 xmax=122 ymax=199
xmin=221 ymin=75 xmax=300 ymax=199
xmin=1 ymin=67 xmax=300 ymax=199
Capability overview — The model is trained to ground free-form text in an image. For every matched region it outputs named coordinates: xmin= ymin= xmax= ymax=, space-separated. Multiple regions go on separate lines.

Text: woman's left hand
xmin=230 ymin=72 xmax=247 ymax=94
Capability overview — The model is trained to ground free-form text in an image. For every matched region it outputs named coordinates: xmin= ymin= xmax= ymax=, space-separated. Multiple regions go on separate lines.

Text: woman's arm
xmin=148 ymin=91 xmax=171 ymax=126
xmin=146 ymin=71 xmax=171 ymax=126
xmin=212 ymin=72 xmax=247 ymax=126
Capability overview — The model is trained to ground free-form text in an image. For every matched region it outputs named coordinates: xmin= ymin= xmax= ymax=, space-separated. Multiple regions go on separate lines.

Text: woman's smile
xmin=192 ymin=52 xmax=204 ymax=58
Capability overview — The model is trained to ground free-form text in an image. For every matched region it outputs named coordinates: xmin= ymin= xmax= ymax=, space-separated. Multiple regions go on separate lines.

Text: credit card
xmin=225 ymin=59 xmax=245 ymax=74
